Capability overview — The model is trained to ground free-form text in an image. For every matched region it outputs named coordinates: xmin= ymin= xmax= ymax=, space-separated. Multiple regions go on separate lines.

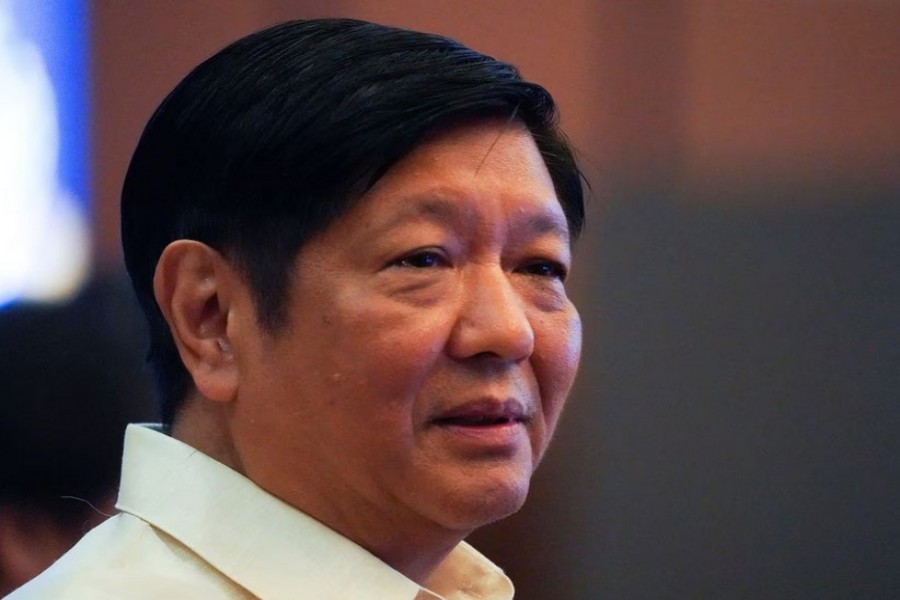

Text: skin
xmin=159 ymin=119 xmax=582 ymax=584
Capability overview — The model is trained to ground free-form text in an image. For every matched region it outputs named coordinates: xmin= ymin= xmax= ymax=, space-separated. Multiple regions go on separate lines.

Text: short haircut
xmin=121 ymin=18 xmax=585 ymax=426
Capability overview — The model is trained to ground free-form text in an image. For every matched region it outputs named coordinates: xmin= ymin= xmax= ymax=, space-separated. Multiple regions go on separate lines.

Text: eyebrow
xmin=373 ymin=194 xmax=571 ymax=240
xmin=367 ymin=196 xmax=468 ymax=235
xmin=522 ymin=211 xmax=570 ymax=239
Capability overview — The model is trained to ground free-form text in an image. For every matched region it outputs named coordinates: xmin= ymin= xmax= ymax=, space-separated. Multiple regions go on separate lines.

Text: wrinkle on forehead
xmin=366 ymin=193 xmax=569 ymax=244
xmin=474 ymin=108 xmax=522 ymax=177
xmin=354 ymin=119 xmax=561 ymax=238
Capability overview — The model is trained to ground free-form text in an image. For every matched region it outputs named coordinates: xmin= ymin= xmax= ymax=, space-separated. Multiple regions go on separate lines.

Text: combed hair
xmin=121 ymin=18 xmax=585 ymax=425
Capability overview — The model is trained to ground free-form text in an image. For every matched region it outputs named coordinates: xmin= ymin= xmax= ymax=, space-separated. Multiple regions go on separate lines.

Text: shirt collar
xmin=116 ymin=424 xmax=513 ymax=600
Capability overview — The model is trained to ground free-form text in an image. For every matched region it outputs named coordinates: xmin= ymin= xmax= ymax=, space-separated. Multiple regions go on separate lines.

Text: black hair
xmin=121 ymin=18 xmax=585 ymax=426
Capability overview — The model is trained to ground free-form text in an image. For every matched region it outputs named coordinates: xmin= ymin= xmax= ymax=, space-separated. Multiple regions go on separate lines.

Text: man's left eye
xmin=394 ymin=249 xmax=448 ymax=269
xmin=519 ymin=261 xmax=568 ymax=281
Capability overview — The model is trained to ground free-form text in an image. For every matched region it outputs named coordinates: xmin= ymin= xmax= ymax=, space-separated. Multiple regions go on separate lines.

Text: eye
xmin=392 ymin=249 xmax=449 ymax=269
xmin=518 ymin=260 xmax=568 ymax=281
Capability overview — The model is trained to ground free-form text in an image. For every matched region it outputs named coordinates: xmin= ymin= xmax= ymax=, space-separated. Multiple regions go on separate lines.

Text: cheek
xmin=320 ymin=296 xmax=450 ymax=402
xmin=534 ymin=306 xmax=582 ymax=429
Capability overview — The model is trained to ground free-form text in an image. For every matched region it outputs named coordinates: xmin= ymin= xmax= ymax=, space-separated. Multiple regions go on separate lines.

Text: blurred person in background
xmin=0 ymin=278 xmax=155 ymax=595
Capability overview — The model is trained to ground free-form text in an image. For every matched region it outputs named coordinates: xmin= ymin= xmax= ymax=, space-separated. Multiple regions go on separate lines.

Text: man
xmin=8 ymin=18 xmax=584 ymax=599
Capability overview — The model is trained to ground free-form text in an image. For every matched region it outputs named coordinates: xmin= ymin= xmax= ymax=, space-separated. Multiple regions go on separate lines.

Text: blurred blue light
xmin=0 ymin=0 xmax=89 ymax=307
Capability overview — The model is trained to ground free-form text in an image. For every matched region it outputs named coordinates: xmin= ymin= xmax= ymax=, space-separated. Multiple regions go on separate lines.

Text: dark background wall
xmin=90 ymin=2 xmax=900 ymax=597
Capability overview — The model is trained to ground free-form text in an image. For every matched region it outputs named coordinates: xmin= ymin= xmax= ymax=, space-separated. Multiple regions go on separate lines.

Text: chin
xmin=434 ymin=469 xmax=532 ymax=532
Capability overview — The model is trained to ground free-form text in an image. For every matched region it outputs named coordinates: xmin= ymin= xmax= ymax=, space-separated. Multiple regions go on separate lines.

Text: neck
xmin=262 ymin=470 xmax=470 ymax=585
xmin=170 ymin=394 xmax=468 ymax=586
xmin=170 ymin=393 xmax=243 ymax=473
xmin=336 ymin=506 xmax=464 ymax=585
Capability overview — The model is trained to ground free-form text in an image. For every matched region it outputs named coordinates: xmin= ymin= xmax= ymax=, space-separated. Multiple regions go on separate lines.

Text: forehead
xmin=349 ymin=120 xmax=566 ymax=234
xmin=384 ymin=120 xmax=552 ymax=185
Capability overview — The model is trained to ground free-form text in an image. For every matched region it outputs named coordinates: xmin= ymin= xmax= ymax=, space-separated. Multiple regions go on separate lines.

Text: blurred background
xmin=1 ymin=1 xmax=897 ymax=597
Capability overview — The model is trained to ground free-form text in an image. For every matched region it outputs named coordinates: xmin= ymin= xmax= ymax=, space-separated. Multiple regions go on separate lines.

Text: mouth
xmin=429 ymin=399 xmax=531 ymax=429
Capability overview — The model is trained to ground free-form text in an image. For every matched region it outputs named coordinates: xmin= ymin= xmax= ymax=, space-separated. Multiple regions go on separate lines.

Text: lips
xmin=430 ymin=399 xmax=531 ymax=428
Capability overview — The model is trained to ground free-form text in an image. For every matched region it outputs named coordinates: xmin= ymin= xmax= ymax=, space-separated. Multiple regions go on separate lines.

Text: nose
xmin=447 ymin=266 xmax=535 ymax=363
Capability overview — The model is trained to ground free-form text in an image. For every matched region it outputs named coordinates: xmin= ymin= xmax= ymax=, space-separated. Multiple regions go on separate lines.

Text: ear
xmin=153 ymin=240 xmax=241 ymax=403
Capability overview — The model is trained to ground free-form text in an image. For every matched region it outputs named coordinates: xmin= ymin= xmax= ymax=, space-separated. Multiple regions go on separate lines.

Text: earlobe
xmin=153 ymin=240 xmax=240 ymax=403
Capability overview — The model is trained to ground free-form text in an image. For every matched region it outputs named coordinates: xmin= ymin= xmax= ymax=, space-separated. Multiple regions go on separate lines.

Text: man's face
xmin=229 ymin=120 xmax=582 ymax=540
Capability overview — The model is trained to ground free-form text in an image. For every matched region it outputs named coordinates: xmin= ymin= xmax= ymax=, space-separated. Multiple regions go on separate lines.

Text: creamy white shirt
xmin=6 ymin=424 xmax=514 ymax=599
